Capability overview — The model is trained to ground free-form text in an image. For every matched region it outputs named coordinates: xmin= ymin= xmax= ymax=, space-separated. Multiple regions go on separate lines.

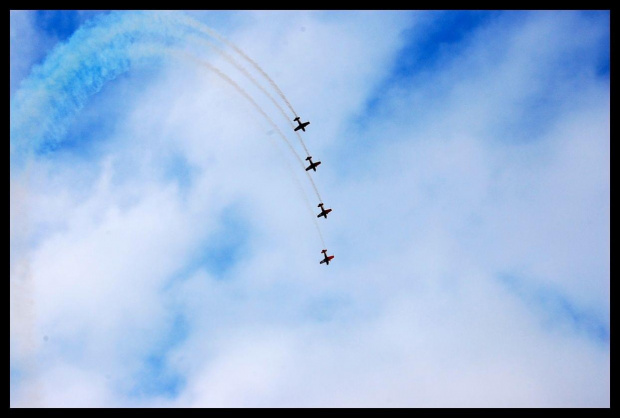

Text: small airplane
xmin=317 ymin=203 xmax=332 ymax=219
xmin=294 ymin=117 xmax=310 ymax=132
xmin=320 ymin=249 xmax=334 ymax=265
xmin=305 ymin=156 xmax=321 ymax=172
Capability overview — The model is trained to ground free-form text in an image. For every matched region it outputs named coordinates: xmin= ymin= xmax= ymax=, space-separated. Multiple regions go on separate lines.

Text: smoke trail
xmin=10 ymin=11 xmax=195 ymax=163
xmin=288 ymin=164 xmax=327 ymax=249
xmin=182 ymin=54 xmax=325 ymax=246
xmin=174 ymin=50 xmax=323 ymax=203
xmin=187 ymin=35 xmax=311 ymax=157
xmin=9 ymin=9 xmax=323 ymax=206
xmin=11 ymin=11 xmax=310 ymax=163
xmin=10 ymin=10 xmax=326 ymax=247
xmin=175 ymin=14 xmax=300 ymax=119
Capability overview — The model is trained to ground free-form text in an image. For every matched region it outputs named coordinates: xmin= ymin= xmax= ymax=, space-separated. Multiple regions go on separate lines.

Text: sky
xmin=10 ymin=10 xmax=610 ymax=408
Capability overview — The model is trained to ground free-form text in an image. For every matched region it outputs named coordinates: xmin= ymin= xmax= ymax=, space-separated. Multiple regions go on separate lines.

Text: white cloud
xmin=10 ymin=10 xmax=609 ymax=407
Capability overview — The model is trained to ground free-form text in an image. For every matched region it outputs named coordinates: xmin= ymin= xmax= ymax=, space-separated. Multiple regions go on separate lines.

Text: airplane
xmin=305 ymin=156 xmax=321 ymax=172
xmin=320 ymin=249 xmax=334 ymax=265
xmin=294 ymin=117 xmax=310 ymax=132
xmin=317 ymin=203 xmax=332 ymax=219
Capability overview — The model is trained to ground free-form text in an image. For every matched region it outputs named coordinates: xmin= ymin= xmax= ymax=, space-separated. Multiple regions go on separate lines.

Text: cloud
xmin=10 ymin=10 xmax=609 ymax=407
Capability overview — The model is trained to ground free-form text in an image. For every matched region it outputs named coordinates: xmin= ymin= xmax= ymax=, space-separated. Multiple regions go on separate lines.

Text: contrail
xmin=139 ymin=45 xmax=325 ymax=247
xmin=174 ymin=14 xmax=300 ymax=119
xmin=289 ymin=164 xmax=327 ymax=249
xmin=174 ymin=50 xmax=323 ymax=203
xmin=9 ymin=8 xmax=324 ymax=206
xmin=10 ymin=10 xmax=326 ymax=248
xmin=187 ymin=35 xmax=311 ymax=157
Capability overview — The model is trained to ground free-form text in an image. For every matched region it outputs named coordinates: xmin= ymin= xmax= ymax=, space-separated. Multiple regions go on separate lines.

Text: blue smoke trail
xmin=10 ymin=11 xmax=305 ymax=166
xmin=9 ymin=11 xmax=326 ymax=243
xmin=10 ymin=11 xmax=194 ymax=166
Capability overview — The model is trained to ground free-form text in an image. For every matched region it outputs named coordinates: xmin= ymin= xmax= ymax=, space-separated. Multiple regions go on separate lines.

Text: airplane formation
xmin=295 ymin=117 xmax=334 ymax=266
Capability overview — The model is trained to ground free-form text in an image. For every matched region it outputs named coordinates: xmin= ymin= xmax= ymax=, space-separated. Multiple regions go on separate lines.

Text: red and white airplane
xmin=305 ymin=156 xmax=321 ymax=172
xmin=320 ymin=249 xmax=334 ymax=265
xmin=294 ymin=117 xmax=310 ymax=132
xmin=317 ymin=203 xmax=332 ymax=219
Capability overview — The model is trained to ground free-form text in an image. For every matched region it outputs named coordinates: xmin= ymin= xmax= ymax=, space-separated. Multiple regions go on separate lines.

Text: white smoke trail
xmin=11 ymin=10 xmax=327 ymax=252
xmin=288 ymin=165 xmax=327 ymax=249
xmin=175 ymin=14 xmax=300 ymax=119
xmin=170 ymin=50 xmax=323 ymax=204
xmin=146 ymin=46 xmax=326 ymax=247
xmin=187 ymin=35 xmax=311 ymax=157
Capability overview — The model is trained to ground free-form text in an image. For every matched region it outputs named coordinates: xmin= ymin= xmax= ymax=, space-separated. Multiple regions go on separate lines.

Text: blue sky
xmin=10 ymin=10 xmax=609 ymax=407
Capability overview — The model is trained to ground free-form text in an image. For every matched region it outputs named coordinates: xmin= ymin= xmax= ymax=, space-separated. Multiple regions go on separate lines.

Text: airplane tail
xmin=306 ymin=156 xmax=312 ymax=161
xmin=294 ymin=117 xmax=300 ymax=122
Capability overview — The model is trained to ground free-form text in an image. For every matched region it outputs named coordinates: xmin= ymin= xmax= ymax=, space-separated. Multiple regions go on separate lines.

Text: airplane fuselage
xmin=305 ymin=161 xmax=321 ymax=171
xmin=320 ymin=249 xmax=334 ymax=265
xmin=294 ymin=117 xmax=310 ymax=132
xmin=317 ymin=209 xmax=332 ymax=218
